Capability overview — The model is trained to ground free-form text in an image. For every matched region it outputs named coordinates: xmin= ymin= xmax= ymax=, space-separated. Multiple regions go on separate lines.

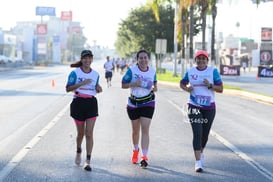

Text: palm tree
xmin=150 ymin=0 xmax=261 ymax=68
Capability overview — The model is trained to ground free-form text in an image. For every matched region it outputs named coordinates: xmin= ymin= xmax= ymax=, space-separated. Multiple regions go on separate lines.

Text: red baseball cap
xmin=194 ymin=50 xmax=209 ymax=59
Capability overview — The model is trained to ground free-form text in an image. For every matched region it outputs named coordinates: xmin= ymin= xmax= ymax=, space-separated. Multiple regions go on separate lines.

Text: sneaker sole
xmin=140 ymin=160 xmax=148 ymax=168
xmin=195 ymin=168 xmax=203 ymax=173
xmin=84 ymin=165 xmax=92 ymax=171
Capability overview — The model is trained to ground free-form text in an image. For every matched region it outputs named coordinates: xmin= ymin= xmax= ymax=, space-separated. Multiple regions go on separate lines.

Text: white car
xmin=0 ymin=55 xmax=11 ymax=64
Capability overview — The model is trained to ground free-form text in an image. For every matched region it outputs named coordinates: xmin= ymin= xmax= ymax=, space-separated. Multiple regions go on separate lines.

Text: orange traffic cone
xmin=52 ymin=79 xmax=55 ymax=87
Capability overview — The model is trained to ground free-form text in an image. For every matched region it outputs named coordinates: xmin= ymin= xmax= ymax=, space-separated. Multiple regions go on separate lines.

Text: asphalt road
xmin=0 ymin=64 xmax=272 ymax=182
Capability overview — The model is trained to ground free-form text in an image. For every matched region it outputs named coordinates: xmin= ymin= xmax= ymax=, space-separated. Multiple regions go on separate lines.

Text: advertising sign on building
xmin=67 ymin=26 xmax=82 ymax=34
xmin=261 ymin=27 xmax=272 ymax=42
xmin=53 ymin=35 xmax=61 ymax=63
xmin=260 ymin=50 xmax=272 ymax=65
xmin=37 ymin=36 xmax=47 ymax=55
xmin=61 ymin=11 xmax=73 ymax=21
xmin=36 ymin=24 xmax=47 ymax=35
xmin=260 ymin=27 xmax=272 ymax=65
xmin=260 ymin=41 xmax=272 ymax=65
xmin=36 ymin=6 xmax=56 ymax=16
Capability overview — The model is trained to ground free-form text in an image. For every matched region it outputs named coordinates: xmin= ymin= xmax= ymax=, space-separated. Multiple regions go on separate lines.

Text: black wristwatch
xmin=208 ymin=83 xmax=213 ymax=89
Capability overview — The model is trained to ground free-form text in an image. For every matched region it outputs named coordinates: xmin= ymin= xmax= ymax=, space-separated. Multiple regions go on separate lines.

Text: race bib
xmin=195 ymin=95 xmax=211 ymax=106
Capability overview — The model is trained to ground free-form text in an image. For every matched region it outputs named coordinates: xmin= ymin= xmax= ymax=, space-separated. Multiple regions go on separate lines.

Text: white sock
xmin=142 ymin=149 xmax=148 ymax=157
xmin=134 ymin=144 xmax=139 ymax=151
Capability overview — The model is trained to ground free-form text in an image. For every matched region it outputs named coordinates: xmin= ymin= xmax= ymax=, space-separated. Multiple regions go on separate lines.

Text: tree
xmin=115 ymin=5 xmax=174 ymax=57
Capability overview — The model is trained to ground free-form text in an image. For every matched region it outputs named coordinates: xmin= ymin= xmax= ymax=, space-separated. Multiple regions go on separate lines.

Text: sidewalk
xmin=158 ymin=80 xmax=273 ymax=105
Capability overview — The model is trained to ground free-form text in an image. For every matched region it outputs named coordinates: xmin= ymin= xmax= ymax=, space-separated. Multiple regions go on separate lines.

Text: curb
xmin=223 ymin=89 xmax=273 ymax=105
xmin=158 ymin=81 xmax=273 ymax=105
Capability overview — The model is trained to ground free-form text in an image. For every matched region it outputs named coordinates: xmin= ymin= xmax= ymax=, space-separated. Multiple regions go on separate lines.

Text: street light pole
xmin=189 ymin=2 xmax=194 ymax=67
xmin=173 ymin=2 xmax=178 ymax=76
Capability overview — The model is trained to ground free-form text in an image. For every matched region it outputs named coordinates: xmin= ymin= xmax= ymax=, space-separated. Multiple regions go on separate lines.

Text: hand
xmin=135 ymin=80 xmax=142 ymax=87
xmin=130 ymin=80 xmax=142 ymax=88
xmin=82 ymin=79 xmax=92 ymax=85
xmin=96 ymin=85 xmax=103 ymax=93
xmin=203 ymin=79 xmax=210 ymax=87
xmin=186 ymin=86 xmax=193 ymax=92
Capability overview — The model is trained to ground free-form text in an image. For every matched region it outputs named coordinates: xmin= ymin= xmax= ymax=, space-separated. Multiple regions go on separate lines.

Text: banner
xmin=258 ymin=66 xmax=273 ymax=77
xmin=220 ymin=64 xmax=240 ymax=76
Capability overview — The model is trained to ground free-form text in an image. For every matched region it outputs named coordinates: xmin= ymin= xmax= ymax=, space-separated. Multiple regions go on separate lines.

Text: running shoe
xmin=140 ymin=156 xmax=148 ymax=168
xmin=195 ymin=160 xmax=203 ymax=172
xmin=132 ymin=149 xmax=139 ymax=164
xmin=84 ymin=160 xmax=92 ymax=171
xmin=75 ymin=153 xmax=81 ymax=166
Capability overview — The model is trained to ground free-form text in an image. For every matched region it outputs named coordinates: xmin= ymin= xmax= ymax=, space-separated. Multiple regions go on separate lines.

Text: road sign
xmin=155 ymin=39 xmax=167 ymax=54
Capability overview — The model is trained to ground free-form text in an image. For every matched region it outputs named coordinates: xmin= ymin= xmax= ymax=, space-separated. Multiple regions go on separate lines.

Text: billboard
xmin=61 ymin=11 xmax=73 ymax=21
xmin=37 ymin=36 xmax=47 ymax=55
xmin=67 ymin=26 xmax=82 ymax=34
xmin=36 ymin=6 xmax=56 ymax=16
xmin=261 ymin=27 xmax=272 ymax=42
xmin=36 ymin=24 xmax=47 ymax=35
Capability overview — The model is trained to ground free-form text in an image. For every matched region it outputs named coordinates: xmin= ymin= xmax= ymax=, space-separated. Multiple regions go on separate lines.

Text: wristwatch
xmin=208 ymin=83 xmax=213 ymax=89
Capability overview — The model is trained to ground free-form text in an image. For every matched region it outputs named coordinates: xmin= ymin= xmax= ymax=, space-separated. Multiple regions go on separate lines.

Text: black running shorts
xmin=127 ymin=106 xmax=155 ymax=120
xmin=105 ymin=71 xmax=113 ymax=79
xmin=70 ymin=97 xmax=98 ymax=121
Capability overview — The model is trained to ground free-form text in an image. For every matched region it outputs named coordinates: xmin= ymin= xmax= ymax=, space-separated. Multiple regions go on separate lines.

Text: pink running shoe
xmin=132 ymin=149 xmax=139 ymax=164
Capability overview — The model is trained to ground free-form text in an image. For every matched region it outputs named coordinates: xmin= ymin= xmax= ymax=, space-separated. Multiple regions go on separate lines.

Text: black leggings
xmin=188 ymin=105 xmax=216 ymax=151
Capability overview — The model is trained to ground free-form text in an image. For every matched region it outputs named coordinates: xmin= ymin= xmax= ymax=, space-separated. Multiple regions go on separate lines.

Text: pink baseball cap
xmin=194 ymin=50 xmax=209 ymax=59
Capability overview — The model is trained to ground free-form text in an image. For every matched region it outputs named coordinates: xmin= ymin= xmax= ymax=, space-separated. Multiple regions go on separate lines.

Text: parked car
xmin=0 ymin=55 xmax=11 ymax=64
xmin=14 ymin=57 xmax=24 ymax=63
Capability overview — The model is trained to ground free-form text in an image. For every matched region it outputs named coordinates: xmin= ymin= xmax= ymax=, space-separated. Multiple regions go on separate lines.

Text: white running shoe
xmin=195 ymin=160 xmax=203 ymax=172
xmin=84 ymin=160 xmax=92 ymax=171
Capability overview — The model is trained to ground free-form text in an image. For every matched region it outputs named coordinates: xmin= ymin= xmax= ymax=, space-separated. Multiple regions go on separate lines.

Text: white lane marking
xmin=210 ymin=130 xmax=273 ymax=181
xmin=168 ymin=100 xmax=273 ymax=181
xmin=0 ymin=103 xmax=70 ymax=181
